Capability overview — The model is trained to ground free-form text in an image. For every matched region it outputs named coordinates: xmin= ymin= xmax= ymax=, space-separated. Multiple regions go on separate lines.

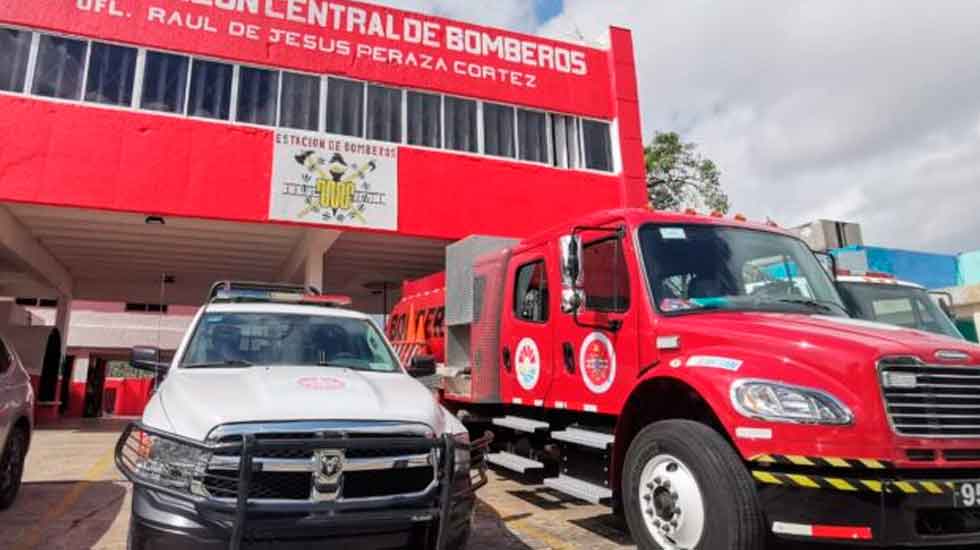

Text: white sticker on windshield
xmin=660 ymin=227 xmax=687 ymax=240
xmin=687 ymin=355 xmax=743 ymax=371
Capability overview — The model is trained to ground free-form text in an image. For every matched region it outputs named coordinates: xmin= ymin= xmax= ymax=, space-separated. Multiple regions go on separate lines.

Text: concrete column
xmin=279 ymin=229 xmax=341 ymax=290
xmin=54 ymin=295 xmax=72 ymax=357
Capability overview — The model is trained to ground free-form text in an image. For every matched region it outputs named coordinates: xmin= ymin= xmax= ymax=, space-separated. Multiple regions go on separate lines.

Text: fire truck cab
xmin=390 ymin=208 xmax=980 ymax=549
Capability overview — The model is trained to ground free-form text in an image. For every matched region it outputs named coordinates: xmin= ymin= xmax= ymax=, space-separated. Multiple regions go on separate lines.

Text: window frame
xmin=31 ymin=32 xmax=89 ymax=101
xmin=443 ymin=93 xmax=479 ymax=154
xmin=580 ymin=116 xmax=615 ymax=173
xmin=482 ymin=101 xmax=518 ymax=159
xmin=139 ymin=48 xmax=191 ymax=115
xmin=84 ymin=40 xmax=138 ymax=107
xmin=233 ymin=63 xmax=280 ymax=127
xmin=325 ymin=76 xmax=366 ymax=138
xmin=405 ymin=88 xmax=443 ymax=149
xmin=365 ymin=82 xmax=403 ymax=144
xmin=516 ymin=106 xmax=553 ymax=165
xmin=0 ymin=26 xmax=35 ymax=94
xmin=512 ymin=259 xmax=550 ymax=324
xmin=185 ymin=56 xmax=235 ymax=121
xmin=582 ymin=235 xmax=631 ymax=313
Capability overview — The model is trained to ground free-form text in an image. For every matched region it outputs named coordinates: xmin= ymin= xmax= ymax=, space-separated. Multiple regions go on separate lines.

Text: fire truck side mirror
xmin=814 ymin=251 xmax=837 ymax=280
xmin=560 ymin=234 xmax=585 ymax=313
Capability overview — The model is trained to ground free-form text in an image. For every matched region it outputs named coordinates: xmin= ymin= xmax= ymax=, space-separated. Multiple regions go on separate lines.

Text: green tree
xmin=645 ymin=131 xmax=730 ymax=213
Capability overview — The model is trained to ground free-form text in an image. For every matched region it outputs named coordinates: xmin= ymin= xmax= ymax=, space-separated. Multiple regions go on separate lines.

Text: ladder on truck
xmin=488 ymin=415 xmax=615 ymax=505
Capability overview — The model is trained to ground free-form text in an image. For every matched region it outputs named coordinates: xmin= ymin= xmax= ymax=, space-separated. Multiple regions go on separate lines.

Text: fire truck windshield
xmin=637 ymin=223 xmax=847 ymax=316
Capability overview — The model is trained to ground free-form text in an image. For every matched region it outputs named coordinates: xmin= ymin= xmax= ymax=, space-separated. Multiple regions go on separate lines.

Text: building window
xmin=0 ymin=28 xmax=32 ymax=93
xmin=141 ymin=51 xmax=189 ymax=114
xmin=484 ymin=102 xmax=516 ymax=159
xmin=514 ymin=260 xmax=549 ymax=323
xmin=551 ymin=114 xmax=581 ymax=169
xmin=32 ymin=35 xmax=88 ymax=100
xmin=444 ymin=96 xmax=477 ymax=153
xmin=279 ymin=71 xmax=319 ymax=131
xmin=406 ymin=91 xmax=440 ymax=148
xmin=366 ymin=84 xmax=401 ymax=143
xmin=85 ymin=42 xmax=137 ymax=106
xmin=582 ymin=119 xmax=613 ymax=172
xmin=325 ymin=77 xmax=364 ymax=137
xmin=583 ymin=237 xmax=630 ymax=312
xmin=14 ymin=297 xmax=57 ymax=308
xmin=518 ymin=109 xmax=549 ymax=163
xmin=236 ymin=66 xmax=278 ymax=126
xmin=125 ymin=303 xmax=168 ymax=314
xmin=187 ymin=59 xmax=233 ymax=120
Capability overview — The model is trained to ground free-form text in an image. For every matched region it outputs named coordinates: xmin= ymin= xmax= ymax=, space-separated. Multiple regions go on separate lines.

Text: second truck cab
xmin=390 ymin=208 xmax=980 ymax=549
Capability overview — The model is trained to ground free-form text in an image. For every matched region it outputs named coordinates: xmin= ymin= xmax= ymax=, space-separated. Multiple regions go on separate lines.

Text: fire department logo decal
xmin=298 ymin=376 xmax=347 ymax=391
xmin=515 ymin=338 xmax=541 ymax=391
xmin=580 ymin=332 xmax=616 ymax=394
xmin=269 ymin=130 xmax=398 ymax=230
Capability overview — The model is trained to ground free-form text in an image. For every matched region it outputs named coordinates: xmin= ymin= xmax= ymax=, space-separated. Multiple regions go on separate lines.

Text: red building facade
xmin=0 ymin=0 xmax=646 ymax=241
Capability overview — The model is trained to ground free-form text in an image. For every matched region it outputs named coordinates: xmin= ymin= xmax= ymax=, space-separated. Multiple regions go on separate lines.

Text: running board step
xmin=551 ymin=427 xmax=614 ymax=449
xmin=486 ymin=452 xmax=544 ymax=473
xmin=492 ymin=415 xmax=550 ymax=433
xmin=544 ymin=475 xmax=613 ymax=504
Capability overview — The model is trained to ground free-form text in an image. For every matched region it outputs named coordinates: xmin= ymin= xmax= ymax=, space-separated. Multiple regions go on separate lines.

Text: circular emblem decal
xmin=298 ymin=376 xmax=346 ymax=391
xmin=580 ymin=332 xmax=616 ymax=394
xmin=514 ymin=338 xmax=541 ymax=391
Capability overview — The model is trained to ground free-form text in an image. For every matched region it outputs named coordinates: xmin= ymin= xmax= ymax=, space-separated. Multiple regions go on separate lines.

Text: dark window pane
xmin=32 ymin=35 xmax=87 ymax=100
xmin=444 ymin=96 xmax=477 ymax=153
xmin=366 ymin=84 xmax=401 ymax=143
xmin=237 ymin=66 xmax=278 ymax=126
xmin=514 ymin=261 xmax=549 ymax=323
xmin=518 ymin=109 xmax=549 ymax=163
xmin=583 ymin=237 xmax=630 ymax=312
xmin=188 ymin=59 xmax=232 ymax=120
xmin=280 ymin=72 xmax=319 ymax=131
xmin=85 ymin=42 xmax=136 ymax=106
xmin=484 ymin=102 xmax=515 ymax=158
xmin=0 ymin=338 xmax=9 ymax=374
xmin=583 ymin=119 xmax=613 ymax=172
xmin=551 ymin=114 xmax=581 ymax=169
xmin=0 ymin=28 xmax=32 ymax=92
xmin=325 ymin=77 xmax=364 ymax=137
xmin=406 ymin=91 xmax=440 ymax=148
xmin=141 ymin=51 xmax=189 ymax=114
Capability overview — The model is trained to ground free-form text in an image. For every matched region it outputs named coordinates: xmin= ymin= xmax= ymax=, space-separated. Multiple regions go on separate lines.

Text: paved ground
xmin=0 ymin=418 xmax=844 ymax=550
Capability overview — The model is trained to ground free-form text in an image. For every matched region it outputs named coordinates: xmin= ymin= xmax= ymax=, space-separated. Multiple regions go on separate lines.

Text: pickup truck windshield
xmin=837 ymin=282 xmax=963 ymax=339
xmin=180 ymin=313 xmax=400 ymax=372
xmin=638 ymin=223 xmax=846 ymax=316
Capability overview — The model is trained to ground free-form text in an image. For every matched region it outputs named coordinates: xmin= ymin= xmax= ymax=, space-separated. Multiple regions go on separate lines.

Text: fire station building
xmin=0 ymin=0 xmax=645 ymax=417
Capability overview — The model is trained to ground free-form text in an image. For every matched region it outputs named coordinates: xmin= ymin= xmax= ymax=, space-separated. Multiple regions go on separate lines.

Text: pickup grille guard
xmin=115 ymin=422 xmax=493 ymax=550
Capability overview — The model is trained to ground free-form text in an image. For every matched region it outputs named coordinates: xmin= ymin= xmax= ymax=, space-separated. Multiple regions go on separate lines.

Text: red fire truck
xmin=388 ymin=207 xmax=980 ymax=549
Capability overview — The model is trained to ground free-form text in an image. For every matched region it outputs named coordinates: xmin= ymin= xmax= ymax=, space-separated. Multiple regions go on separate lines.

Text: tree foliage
xmin=645 ymin=131 xmax=730 ymax=213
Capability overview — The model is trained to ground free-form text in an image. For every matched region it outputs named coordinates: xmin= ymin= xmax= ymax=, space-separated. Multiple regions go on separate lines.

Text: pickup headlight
xmin=731 ymin=379 xmax=853 ymax=425
xmin=118 ymin=427 xmax=210 ymax=495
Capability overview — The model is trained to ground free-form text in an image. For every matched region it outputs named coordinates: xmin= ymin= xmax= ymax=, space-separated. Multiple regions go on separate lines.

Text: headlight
xmin=119 ymin=427 xmax=210 ymax=494
xmin=453 ymin=432 xmax=471 ymax=473
xmin=731 ymin=380 xmax=853 ymax=425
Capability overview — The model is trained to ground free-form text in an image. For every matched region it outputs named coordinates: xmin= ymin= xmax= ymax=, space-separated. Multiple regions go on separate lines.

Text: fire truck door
xmin=552 ymin=230 xmax=639 ymax=413
xmin=500 ymin=246 xmax=555 ymax=405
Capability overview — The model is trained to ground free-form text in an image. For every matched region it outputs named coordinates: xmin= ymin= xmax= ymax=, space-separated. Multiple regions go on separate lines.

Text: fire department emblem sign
xmin=269 ymin=130 xmax=398 ymax=230
xmin=515 ymin=338 xmax=540 ymax=391
xmin=580 ymin=332 xmax=616 ymax=394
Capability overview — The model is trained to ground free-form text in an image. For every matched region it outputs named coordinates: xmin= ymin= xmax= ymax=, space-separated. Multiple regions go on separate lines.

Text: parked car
xmin=115 ymin=281 xmax=490 ymax=550
xmin=0 ymin=333 xmax=33 ymax=510
xmin=836 ymin=271 xmax=965 ymax=339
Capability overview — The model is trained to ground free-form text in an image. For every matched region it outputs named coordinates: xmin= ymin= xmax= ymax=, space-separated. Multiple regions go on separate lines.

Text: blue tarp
xmin=831 ymin=246 xmax=959 ymax=289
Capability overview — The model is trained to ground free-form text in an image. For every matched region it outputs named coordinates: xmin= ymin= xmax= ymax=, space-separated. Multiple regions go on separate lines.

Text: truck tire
xmin=0 ymin=426 xmax=27 ymax=510
xmin=621 ymin=420 xmax=764 ymax=550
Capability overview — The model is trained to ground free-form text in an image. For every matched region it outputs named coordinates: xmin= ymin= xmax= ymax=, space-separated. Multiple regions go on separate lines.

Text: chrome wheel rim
xmin=638 ymin=453 xmax=705 ymax=550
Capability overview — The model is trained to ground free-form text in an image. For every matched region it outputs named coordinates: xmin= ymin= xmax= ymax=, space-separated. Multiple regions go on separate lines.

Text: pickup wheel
xmin=622 ymin=420 xmax=764 ymax=550
xmin=0 ymin=426 xmax=28 ymax=510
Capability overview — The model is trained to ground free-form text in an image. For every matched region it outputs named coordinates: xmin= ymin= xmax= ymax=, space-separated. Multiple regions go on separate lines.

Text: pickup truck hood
xmin=151 ymin=366 xmax=444 ymax=441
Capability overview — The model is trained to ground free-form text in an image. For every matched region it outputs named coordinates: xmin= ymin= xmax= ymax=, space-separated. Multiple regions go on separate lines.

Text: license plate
xmin=953 ymin=481 xmax=980 ymax=508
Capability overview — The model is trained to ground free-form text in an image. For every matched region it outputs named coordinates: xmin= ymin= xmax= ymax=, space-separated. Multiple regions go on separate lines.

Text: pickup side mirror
xmin=408 ymin=355 xmax=437 ymax=378
xmin=560 ymin=234 xmax=585 ymax=313
xmin=131 ymin=346 xmax=168 ymax=373
xmin=930 ymin=291 xmax=957 ymax=321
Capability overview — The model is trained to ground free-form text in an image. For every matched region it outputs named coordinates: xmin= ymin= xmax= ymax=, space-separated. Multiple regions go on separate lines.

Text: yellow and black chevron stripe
xmin=751 ymin=471 xmax=955 ymax=495
xmin=751 ymin=454 xmax=894 ymax=470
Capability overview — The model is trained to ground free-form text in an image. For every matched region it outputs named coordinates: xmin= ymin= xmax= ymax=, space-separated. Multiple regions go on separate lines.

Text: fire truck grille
xmin=201 ymin=427 xmax=438 ymax=501
xmin=880 ymin=359 xmax=980 ymax=438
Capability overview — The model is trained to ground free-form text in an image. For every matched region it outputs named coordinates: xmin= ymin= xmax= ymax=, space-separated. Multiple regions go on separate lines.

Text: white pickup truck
xmin=115 ymin=282 xmax=489 ymax=550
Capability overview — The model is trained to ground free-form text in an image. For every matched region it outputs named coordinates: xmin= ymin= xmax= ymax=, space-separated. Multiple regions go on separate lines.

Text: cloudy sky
xmin=374 ymin=0 xmax=980 ymax=254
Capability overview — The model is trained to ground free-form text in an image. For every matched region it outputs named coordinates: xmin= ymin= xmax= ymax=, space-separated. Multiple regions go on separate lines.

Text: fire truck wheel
xmin=622 ymin=420 xmax=764 ymax=550
xmin=0 ymin=426 xmax=27 ymax=510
